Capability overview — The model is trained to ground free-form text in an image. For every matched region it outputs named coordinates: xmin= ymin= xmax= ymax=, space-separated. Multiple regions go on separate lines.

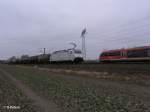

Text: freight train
xmin=8 ymin=49 xmax=84 ymax=64
xmin=9 ymin=54 xmax=51 ymax=64
xmin=100 ymin=46 xmax=150 ymax=62
xmin=8 ymin=46 xmax=150 ymax=64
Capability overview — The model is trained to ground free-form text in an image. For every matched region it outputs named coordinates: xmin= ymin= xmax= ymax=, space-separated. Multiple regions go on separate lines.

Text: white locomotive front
xmin=50 ymin=49 xmax=83 ymax=63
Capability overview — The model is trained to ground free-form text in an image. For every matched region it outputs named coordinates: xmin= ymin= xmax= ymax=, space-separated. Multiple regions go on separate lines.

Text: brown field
xmin=0 ymin=64 xmax=150 ymax=112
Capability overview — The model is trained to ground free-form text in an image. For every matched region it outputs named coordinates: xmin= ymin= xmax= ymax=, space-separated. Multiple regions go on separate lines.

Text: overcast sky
xmin=0 ymin=0 xmax=150 ymax=59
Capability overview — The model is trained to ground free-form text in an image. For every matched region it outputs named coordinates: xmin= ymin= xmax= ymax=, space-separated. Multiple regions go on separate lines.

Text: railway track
xmin=22 ymin=62 xmax=149 ymax=87
xmin=83 ymin=61 xmax=150 ymax=64
xmin=36 ymin=63 xmax=150 ymax=74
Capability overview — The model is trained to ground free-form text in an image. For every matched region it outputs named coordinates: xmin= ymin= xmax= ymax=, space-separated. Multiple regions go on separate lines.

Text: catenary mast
xmin=81 ymin=28 xmax=87 ymax=60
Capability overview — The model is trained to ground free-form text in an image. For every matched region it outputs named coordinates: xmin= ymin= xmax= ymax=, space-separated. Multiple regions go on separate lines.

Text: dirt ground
xmin=32 ymin=64 xmax=150 ymax=86
xmin=0 ymin=68 xmax=38 ymax=112
xmin=0 ymin=64 xmax=150 ymax=112
xmin=0 ymin=68 xmax=60 ymax=112
xmin=38 ymin=63 xmax=150 ymax=75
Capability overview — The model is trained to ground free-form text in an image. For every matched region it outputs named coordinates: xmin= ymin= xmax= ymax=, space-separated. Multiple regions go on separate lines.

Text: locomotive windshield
xmin=74 ymin=50 xmax=82 ymax=54
xmin=148 ymin=49 xmax=150 ymax=56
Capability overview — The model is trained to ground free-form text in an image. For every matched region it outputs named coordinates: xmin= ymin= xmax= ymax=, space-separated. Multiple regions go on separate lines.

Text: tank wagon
xmin=22 ymin=54 xmax=50 ymax=64
xmin=100 ymin=46 xmax=150 ymax=62
xmin=38 ymin=54 xmax=50 ymax=64
xmin=50 ymin=49 xmax=83 ymax=63
xmin=8 ymin=49 xmax=83 ymax=64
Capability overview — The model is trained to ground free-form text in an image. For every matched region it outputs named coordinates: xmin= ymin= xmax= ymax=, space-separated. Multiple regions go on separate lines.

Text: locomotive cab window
xmin=101 ymin=52 xmax=107 ymax=56
xmin=101 ymin=51 xmax=121 ymax=56
xmin=69 ymin=51 xmax=73 ymax=54
xmin=74 ymin=50 xmax=82 ymax=54
xmin=127 ymin=50 xmax=147 ymax=58
xmin=108 ymin=51 xmax=121 ymax=56
xmin=148 ymin=49 xmax=150 ymax=56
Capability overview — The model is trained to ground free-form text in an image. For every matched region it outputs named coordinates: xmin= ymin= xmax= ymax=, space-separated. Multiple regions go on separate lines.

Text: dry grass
xmin=1 ymin=64 xmax=150 ymax=112
xmin=0 ymin=70 xmax=38 ymax=112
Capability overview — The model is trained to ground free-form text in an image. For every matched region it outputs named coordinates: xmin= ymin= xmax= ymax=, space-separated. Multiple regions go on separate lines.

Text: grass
xmin=1 ymin=65 xmax=150 ymax=112
xmin=0 ymin=70 xmax=38 ymax=112
xmin=38 ymin=63 xmax=150 ymax=74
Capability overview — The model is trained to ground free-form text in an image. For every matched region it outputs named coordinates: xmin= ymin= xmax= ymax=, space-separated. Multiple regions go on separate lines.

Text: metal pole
xmin=82 ymin=35 xmax=86 ymax=60
xmin=44 ymin=48 xmax=46 ymax=54
xmin=81 ymin=28 xmax=87 ymax=60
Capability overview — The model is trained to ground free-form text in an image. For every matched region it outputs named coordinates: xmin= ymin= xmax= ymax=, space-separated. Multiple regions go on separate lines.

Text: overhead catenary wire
xmin=87 ymin=16 xmax=150 ymax=47
xmin=93 ymin=15 xmax=150 ymax=36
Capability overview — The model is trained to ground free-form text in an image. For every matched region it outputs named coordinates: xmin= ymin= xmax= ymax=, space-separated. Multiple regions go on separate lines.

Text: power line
xmin=91 ymin=15 xmax=150 ymax=38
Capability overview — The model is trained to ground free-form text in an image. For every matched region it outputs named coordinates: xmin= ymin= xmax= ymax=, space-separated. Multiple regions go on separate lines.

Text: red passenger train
xmin=100 ymin=46 xmax=150 ymax=62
